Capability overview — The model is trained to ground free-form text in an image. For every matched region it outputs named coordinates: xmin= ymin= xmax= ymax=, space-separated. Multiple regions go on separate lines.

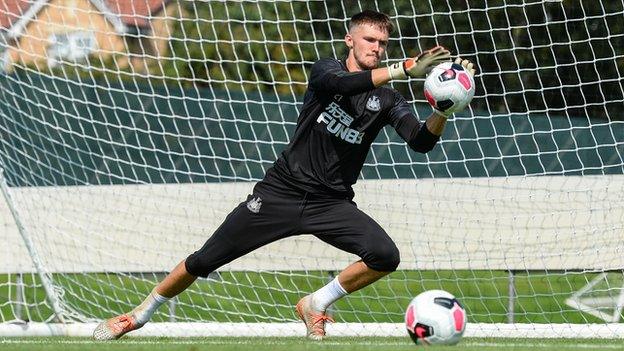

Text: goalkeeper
xmin=94 ymin=9 xmax=476 ymax=341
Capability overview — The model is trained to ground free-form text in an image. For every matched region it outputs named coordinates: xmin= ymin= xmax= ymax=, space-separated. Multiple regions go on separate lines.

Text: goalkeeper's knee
xmin=362 ymin=241 xmax=400 ymax=272
xmin=185 ymin=254 xmax=214 ymax=278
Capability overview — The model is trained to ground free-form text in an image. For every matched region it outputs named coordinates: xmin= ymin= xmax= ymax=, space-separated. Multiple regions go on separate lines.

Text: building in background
xmin=0 ymin=0 xmax=178 ymax=72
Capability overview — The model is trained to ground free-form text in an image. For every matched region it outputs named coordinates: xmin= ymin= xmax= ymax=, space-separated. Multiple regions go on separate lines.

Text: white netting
xmin=0 ymin=0 xmax=623 ymax=337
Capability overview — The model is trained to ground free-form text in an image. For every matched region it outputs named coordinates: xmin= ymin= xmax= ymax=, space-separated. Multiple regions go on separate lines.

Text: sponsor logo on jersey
xmin=316 ymin=102 xmax=364 ymax=144
xmin=366 ymin=95 xmax=381 ymax=111
xmin=246 ymin=196 xmax=262 ymax=213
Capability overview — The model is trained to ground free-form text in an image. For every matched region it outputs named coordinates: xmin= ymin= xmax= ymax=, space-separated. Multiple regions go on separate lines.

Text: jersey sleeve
xmin=387 ymin=92 xmax=440 ymax=153
xmin=308 ymin=58 xmax=375 ymax=96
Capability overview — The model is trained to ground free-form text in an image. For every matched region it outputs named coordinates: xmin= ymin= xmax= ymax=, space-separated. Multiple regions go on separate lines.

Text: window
xmin=47 ymin=31 xmax=97 ymax=67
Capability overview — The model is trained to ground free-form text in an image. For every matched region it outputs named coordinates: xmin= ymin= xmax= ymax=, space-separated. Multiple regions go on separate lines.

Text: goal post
xmin=1 ymin=0 xmax=623 ymax=338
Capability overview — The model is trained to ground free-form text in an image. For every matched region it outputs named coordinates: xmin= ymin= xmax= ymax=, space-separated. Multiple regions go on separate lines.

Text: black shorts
xmin=185 ymin=175 xmax=400 ymax=277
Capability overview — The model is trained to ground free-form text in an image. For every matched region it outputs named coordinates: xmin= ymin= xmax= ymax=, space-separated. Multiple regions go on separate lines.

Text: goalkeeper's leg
xmin=93 ymin=189 xmax=301 ymax=340
xmin=92 ymin=260 xmax=198 ymax=341
xmin=296 ymin=261 xmax=391 ymax=340
xmin=296 ymin=198 xmax=400 ymax=340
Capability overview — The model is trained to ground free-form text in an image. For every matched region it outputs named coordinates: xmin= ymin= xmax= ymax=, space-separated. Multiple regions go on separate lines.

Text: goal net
xmin=1 ymin=0 xmax=623 ymax=339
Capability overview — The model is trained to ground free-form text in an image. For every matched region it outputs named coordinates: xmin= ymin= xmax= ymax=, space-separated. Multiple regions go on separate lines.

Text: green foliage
xmin=1 ymin=0 xmax=621 ymax=133
xmin=160 ymin=0 xmax=623 ymax=120
xmin=23 ymin=1 xmax=622 ymax=120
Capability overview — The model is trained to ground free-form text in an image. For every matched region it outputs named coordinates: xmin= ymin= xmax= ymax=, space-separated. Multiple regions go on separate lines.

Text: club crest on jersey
xmin=246 ymin=196 xmax=262 ymax=213
xmin=366 ymin=96 xmax=381 ymax=111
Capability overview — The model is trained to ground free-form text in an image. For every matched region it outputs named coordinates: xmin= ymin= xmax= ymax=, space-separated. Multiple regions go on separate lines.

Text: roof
xmin=0 ymin=0 xmax=170 ymax=36
xmin=0 ymin=0 xmax=36 ymax=29
xmin=104 ymin=0 xmax=169 ymax=28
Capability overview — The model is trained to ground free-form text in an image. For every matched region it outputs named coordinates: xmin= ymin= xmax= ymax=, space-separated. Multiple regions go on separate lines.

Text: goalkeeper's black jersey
xmin=265 ymin=58 xmax=440 ymax=199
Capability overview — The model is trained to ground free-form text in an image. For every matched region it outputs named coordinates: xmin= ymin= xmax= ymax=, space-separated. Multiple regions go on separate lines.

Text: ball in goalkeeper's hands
xmin=424 ymin=59 xmax=475 ymax=117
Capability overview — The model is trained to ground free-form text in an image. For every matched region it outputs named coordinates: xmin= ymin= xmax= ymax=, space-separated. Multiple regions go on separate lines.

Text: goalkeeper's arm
xmin=308 ymin=46 xmax=451 ymax=95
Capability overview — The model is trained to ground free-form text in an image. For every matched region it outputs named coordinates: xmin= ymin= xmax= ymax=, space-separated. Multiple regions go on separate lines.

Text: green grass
xmin=0 ymin=270 xmax=608 ymax=325
xmin=1 ymin=337 xmax=623 ymax=351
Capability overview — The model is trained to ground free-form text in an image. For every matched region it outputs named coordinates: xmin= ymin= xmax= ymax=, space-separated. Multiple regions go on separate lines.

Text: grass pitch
xmin=1 ymin=337 xmax=623 ymax=351
xmin=0 ymin=270 xmax=609 ymax=324
xmin=2 ymin=272 xmax=621 ymax=350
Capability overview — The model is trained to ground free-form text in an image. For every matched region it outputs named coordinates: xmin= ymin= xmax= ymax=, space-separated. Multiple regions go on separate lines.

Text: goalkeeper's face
xmin=345 ymin=24 xmax=389 ymax=71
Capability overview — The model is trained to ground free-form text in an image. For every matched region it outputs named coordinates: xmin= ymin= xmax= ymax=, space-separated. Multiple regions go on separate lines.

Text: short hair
xmin=348 ymin=10 xmax=394 ymax=34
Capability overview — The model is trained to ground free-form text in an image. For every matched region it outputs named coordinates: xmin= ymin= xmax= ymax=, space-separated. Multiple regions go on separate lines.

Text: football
xmin=424 ymin=61 xmax=475 ymax=115
xmin=404 ymin=290 xmax=467 ymax=345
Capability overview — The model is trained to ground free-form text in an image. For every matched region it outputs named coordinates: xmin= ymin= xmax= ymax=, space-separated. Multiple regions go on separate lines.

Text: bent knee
xmin=362 ymin=241 xmax=400 ymax=272
xmin=185 ymin=239 xmax=238 ymax=278
xmin=185 ymin=252 xmax=214 ymax=278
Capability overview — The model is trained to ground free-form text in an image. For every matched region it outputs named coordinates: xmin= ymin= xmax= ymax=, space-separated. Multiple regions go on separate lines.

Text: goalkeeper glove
xmin=454 ymin=56 xmax=476 ymax=77
xmin=387 ymin=45 xmax=451 ymax=80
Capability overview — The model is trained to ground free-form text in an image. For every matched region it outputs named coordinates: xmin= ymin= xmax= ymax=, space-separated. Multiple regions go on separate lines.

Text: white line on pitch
xmin=0 ymin=339 xmax=409 ymax=346
xmin=2 ymin=339 xmax=624 ymax=349
xmin=465 ymin=342 xmax=624 ymax=349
